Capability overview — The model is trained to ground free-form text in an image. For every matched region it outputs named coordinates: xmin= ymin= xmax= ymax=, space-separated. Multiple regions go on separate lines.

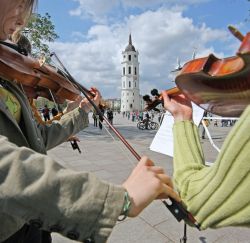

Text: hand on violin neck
xmin=122 ymin=156 xmax=181 ymax=217
xmin=162 ymin=91 xmax=193 ymax=122
xmin=79 ymin=87 xmax=101 ymax=113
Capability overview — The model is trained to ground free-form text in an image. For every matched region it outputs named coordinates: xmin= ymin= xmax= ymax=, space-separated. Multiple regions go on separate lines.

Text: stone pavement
xmin=48 ymin=114 xmax=249 ymax=243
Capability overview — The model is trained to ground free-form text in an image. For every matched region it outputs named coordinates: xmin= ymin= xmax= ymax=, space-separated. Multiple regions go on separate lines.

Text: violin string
xmin=99 ymin=119 xmax=137 ymax=167
xmin=19 ymin=83 xmax=26 ymax=95
xmin=50 ymin=58 xmax=78 ymax=91
xmin=48 ymin=89 xmax=59 ymax=111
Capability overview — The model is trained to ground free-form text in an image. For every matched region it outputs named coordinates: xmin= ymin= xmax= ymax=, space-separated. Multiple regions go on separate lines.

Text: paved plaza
xmin=48 ymin=113 xmax=249 ymax=243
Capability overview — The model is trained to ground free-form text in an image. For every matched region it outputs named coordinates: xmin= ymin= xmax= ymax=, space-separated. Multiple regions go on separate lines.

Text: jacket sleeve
xmin=38 ymin=107 xmax=89 ymax=150
xmin=0 ymin=135 xmax=125 ymax=242
xmin=173 ymin=106 xmax=250 ymax=230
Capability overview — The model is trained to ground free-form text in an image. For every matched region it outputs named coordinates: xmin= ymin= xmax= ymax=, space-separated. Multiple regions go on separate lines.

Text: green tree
xmin=23 ymin=13 xmax=59 ymax=58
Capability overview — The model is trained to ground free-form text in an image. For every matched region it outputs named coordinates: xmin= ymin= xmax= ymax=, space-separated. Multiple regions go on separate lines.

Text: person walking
xmin=145 ymin=112 xmax=150 ymax=129
xmin=92 ymin=110 xmax=98 ymax=127
xmin=107 ymin=108 xmax=114 ymax=125
xmin=42 ymin=104 xmax=50 ymax=121
xmin=51 ymin=106 xmax=58 ymax=117
xmin=98 ymin=105 xmax=105 ymax=130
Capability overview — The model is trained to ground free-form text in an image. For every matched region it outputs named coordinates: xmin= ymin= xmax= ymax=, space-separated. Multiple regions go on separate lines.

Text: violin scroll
xmin=228 ymin=25 xmax=245 ymax=42
xmin=143 ymin=87 xmax=180 ymax=111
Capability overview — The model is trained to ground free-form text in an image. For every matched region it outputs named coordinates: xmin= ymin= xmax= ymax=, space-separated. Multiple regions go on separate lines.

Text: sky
xmin=38 ymin=0 xmax=250 ymax=98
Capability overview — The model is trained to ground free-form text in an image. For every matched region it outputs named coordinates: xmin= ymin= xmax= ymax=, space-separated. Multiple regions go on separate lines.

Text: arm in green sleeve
xmin=173 ymin=106 xmax=250 ymax=229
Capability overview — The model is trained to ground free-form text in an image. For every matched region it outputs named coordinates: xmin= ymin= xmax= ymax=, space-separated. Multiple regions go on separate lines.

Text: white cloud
xmin=70 ymin=0 xmax=118 ymax=23
xmin=122 ymin=0 xmax=210 ymax=8
xmin=70 ymin=0 xmax=211 ymax=23
xmin=49 ymin=8 xmax=231 ymax=98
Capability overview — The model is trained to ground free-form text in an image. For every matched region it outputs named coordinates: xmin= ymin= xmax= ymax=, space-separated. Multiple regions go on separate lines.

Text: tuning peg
xmin=151 ymin=89 xmax=160 ymax=97
xmin=143 ymin=94 xmax=151 ymax=102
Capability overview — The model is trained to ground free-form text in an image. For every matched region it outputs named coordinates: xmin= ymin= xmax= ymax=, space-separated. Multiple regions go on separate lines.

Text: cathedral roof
xmin=125 ymin=34 xmax=136 ymax=52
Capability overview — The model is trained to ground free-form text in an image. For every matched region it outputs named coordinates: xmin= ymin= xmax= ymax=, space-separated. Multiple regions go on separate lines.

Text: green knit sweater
xmin=173 ymin=105 xmax=250 ymax=230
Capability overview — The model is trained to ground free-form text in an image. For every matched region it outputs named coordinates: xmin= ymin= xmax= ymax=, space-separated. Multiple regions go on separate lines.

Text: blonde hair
xmin=12 ymin=0 xmax=38 ymax=43
xmin=24 ymin=0 xmax=38 ymax=23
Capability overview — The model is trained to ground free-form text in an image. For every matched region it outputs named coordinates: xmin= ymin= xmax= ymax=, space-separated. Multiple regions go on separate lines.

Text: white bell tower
xmin=121 ymin=34 xmax=140 ymax=112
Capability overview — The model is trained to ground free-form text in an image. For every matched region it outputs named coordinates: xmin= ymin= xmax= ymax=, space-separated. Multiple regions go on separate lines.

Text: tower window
xmin=135 ymin=82 xmax=136 ymax=87
xmin=134 ymin=67 xmax=137 ymax=75
xmin=128 ymin=55 xmax=131 ymax=61
xmin=128 ymin=66 xmax=131 ymax=74
xmin=123 ymin=81 xmax=125 ymax=88
xmin=134 ymin=55 xmax=137 ymax=58
xmin=129 ymin=81 xmax=131 ymax=88
xmin=123 ymin=67 xmax=125 ymax=75
xmin=124 ymin=55 xmax=126 ymax=59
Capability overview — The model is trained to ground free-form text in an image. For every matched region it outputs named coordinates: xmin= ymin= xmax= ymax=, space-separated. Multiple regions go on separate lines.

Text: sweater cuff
xmin=173 ymin=120 xmax=196 ymax=132
xmin=92 ymin=184 xmax=125 ymax=242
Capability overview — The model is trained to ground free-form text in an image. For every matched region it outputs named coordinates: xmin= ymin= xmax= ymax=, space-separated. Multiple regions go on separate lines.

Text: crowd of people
xmin=0 ymin=1 xmax=249 ymax=243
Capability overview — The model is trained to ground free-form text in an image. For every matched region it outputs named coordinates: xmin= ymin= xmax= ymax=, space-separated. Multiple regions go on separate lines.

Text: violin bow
xmin=50 ymin=52 xmax=201 ymax=230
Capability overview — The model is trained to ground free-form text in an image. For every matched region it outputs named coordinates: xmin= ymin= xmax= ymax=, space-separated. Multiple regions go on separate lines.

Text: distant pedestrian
xmin=132 ymin=112 xmax=136 ymax=122
xmin=92 ymin=111 xmax=98 ymax=127
xmin=201 ymin=111 xmax=209 ymax=139
xmin=99 ymin=106 xmax=105 ymax=130
xmin=107 ymin=108 xmax=114 ymax=125
xmin=145 ymin=112 xmax=150 ymax=129
xmin=158 ymin=112 xmax=163 ymax=125
xmin=201 ymin=119 xmax=210 ymax=139
xmin=51 ymin=106 xmax=58 ymax=117
xmin=139 ymin=111 xmax=143 ymax=121
xmin=42 ymin=105 xmax=50 ymax=121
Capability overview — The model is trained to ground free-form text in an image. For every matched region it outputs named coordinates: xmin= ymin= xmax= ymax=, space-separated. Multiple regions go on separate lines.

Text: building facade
xmin=120 ymin=34 xmax=140 ymax=112
xmin=104 ymin=98 xmax=121 ymax=111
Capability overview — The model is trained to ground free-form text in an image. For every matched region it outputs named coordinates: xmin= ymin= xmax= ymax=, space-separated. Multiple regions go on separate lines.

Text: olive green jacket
xmin=0 ymin=80 xmax=125 ymax=242
xmin=173 ymin=105 xmax=250 ymax=230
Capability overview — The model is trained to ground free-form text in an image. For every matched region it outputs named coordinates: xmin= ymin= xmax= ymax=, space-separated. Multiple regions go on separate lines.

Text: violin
xmin=145 ymin=26 xmax=250 ymax=117
xmin=176 ymin=26 xmax=250 ymax=117
xmin=0 ymin=41 xmax=80 ymax=103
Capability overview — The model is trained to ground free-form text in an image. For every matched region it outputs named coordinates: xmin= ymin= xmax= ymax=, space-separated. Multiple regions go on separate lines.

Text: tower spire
xmin=125 ymin=33 xmax=136 ymax=52
xmin=129 ymin=33 xmax=132 ymax=45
